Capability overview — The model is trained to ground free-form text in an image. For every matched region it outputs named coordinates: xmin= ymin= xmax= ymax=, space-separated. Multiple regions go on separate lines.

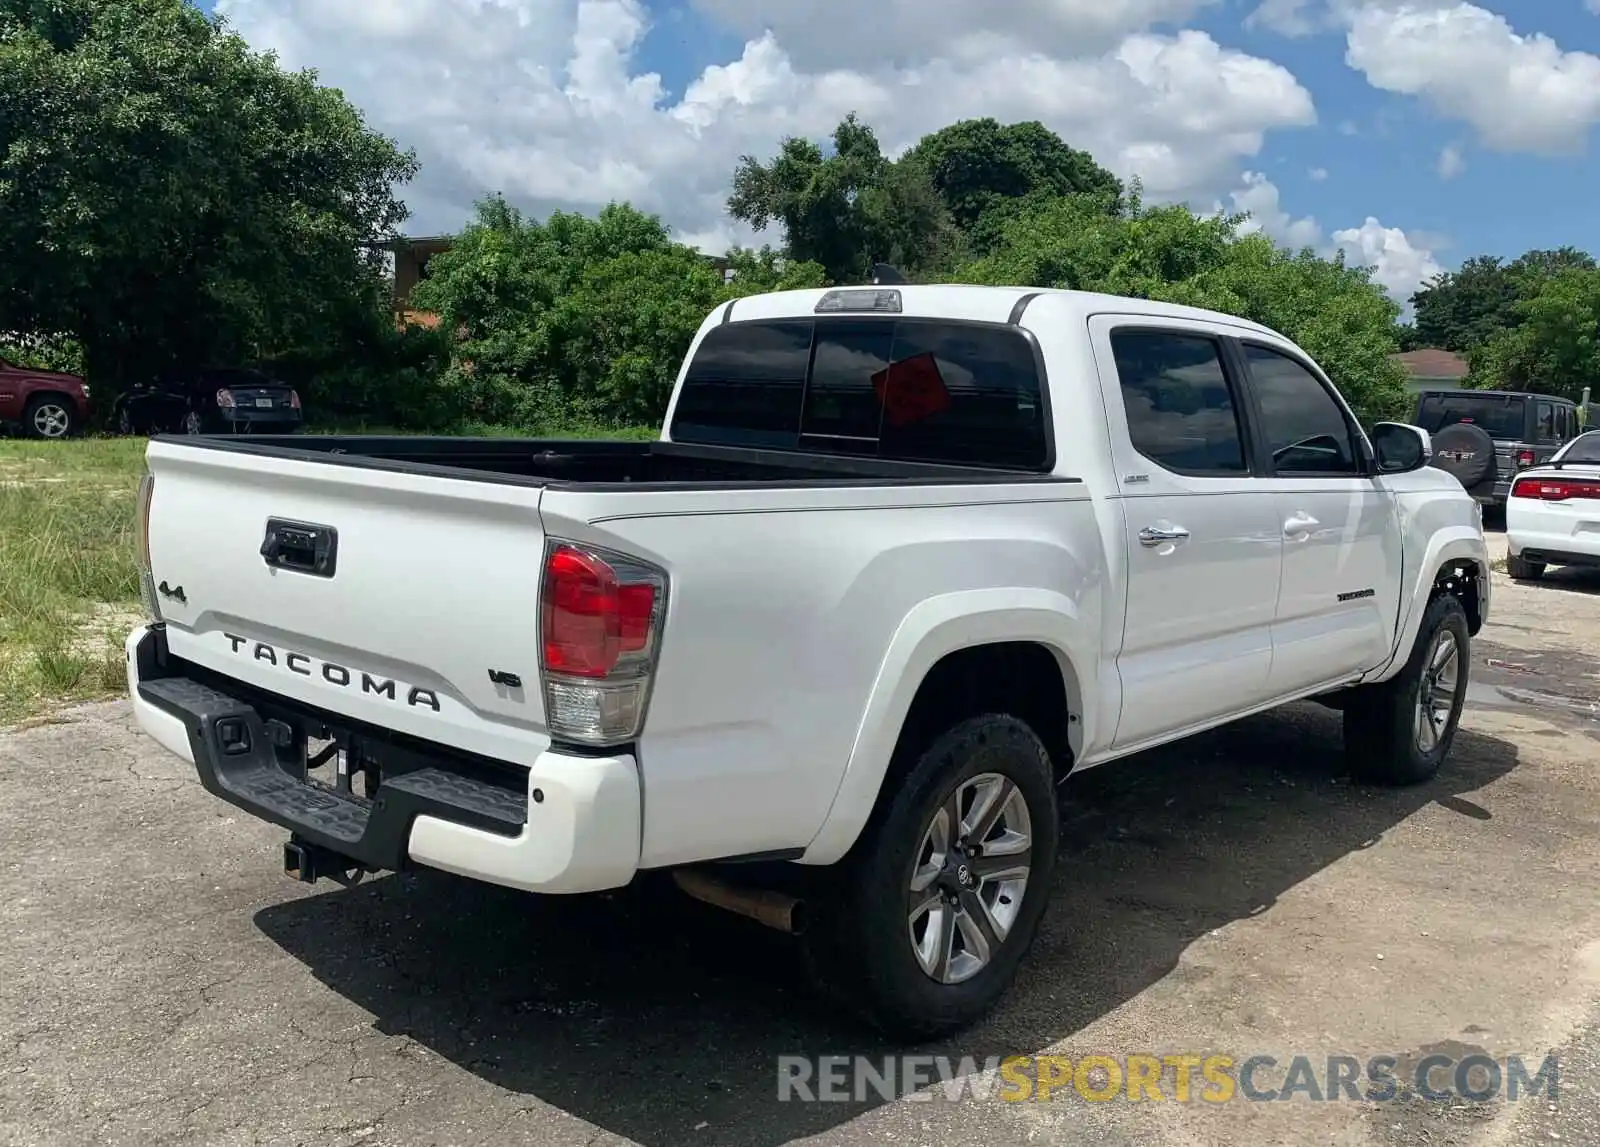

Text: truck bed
xmin=167 ymin=433 xmax=1055 ymax=488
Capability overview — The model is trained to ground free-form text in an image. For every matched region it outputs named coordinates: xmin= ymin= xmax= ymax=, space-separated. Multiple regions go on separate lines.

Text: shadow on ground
xmin=1515 ymin=565 xmax=1600 ymax=597
xmin=254 ymin=703 xmax=1520 ymax=1147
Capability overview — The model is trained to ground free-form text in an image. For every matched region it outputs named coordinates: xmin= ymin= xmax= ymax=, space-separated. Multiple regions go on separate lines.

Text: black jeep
xmin=1413 ymin=389 xmax=1582 ymax=509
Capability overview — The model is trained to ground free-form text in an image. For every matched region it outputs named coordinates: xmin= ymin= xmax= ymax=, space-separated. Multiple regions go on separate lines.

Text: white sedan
xmin=1505 ymin=428 xmax=1600 ymax=580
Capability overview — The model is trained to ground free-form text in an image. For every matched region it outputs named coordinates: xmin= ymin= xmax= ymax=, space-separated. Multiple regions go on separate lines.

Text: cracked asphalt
xmin=4 ymin=536 xmax=1600 ymax=1146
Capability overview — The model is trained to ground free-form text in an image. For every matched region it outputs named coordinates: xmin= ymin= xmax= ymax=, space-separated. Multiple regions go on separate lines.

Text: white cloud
xmin=1331 ymin=217 xmax=1444 ymax=305
xmin=1227 ymin=170 xmax=1324 ymax=249
xmin=217 ymin=0 xmax=1314 ymax=245
xmin=1214 ymin=172 xmax=1442 ymax=307
xmin=1245 ymin=0 xmax=1323 ymax=36
xmin=687 ymin=0 xmax=1217 ymax=71
xmin=1308 ymin=166 xmax=1329 ymax=180
xmin=1436 ymin=143 xmax=1466 ymax=179
xmin=1343 ymin=2 xmax=1600 ymax=153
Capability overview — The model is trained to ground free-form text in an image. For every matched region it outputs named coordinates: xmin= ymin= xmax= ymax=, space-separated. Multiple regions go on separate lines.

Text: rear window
xmin=670 ymin=318 xmax=1050 ymax=469
xmin=1416 ymin=394 xmax=1526 ymax=440
xmin=1561 ymin=431 xmax=1600 ymax=464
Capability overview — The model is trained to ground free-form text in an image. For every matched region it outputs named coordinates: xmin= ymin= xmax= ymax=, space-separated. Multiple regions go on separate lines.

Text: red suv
xmin=0 ymin=357 xmax=92 ymax=439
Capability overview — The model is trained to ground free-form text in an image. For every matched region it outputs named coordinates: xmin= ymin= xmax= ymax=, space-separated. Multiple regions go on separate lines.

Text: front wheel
xmin=23 ymin=395 xmax=76 ymax=439
xmin=1343 ymin=594 xmax=1470 ymax=786
xmin=802 ymin=714 xmax=1060 ymax=1040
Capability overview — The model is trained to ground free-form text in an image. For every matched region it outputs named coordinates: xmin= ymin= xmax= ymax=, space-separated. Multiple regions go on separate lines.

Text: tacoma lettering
xmin=222 ymin=633 xmax=440 ymax=711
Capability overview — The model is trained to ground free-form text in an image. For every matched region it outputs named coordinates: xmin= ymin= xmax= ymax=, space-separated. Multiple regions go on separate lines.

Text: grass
xmin=0 ymin=437 xmax=147 ymax=725
xmin=0 ymin=422 xmax=658 ymax=726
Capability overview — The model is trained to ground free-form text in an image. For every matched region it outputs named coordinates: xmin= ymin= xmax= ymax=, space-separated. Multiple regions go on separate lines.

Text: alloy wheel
xmin=907 ymin=772 xmax=1033 ymax=985
xmin=1415 ymin=628 xmax=1460 ymax=753
xmin=31 ymin=402 xmax=71 ymax=438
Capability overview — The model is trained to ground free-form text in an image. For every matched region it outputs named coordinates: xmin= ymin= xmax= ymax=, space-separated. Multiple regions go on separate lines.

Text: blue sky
xmin=199 ymin=0 xmax=1600 ymax=294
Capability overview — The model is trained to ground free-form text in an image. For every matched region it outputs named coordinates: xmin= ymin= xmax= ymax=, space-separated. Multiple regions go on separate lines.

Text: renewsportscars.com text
xmin=776 ymin=1053 xmax=1559 ymax=1104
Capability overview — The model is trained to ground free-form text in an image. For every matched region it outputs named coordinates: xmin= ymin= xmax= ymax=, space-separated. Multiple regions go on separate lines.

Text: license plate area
xmin=255 ymin=397 xmax=274 ymax=408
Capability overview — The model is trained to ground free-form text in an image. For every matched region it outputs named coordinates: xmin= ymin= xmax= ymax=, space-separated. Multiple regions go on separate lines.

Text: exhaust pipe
xmin=672 ymin=869 xmax=805 ymax=934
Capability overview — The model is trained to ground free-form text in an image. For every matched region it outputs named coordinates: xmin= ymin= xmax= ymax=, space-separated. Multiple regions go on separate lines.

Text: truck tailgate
xmin=143 ymin=440 xmax=551 ymax=765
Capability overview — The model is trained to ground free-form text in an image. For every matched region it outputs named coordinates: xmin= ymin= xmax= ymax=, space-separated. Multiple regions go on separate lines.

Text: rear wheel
xmin=1506 ymin=552 xmax=1545 ymax=580
xmin=181 ymin=410 xmax=204 ymax=435
xmin=23 ymin=395 xmax=75 ymax=439
xmin=801 ymin=714 xmax=1060 ymax=1040
xmin=1344 ymin=594 xmax=1470 ymax=786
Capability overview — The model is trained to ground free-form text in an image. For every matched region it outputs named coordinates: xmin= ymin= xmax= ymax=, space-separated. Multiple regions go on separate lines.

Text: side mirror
xmin=1371 ymin=422 xmax=1432 ymax=474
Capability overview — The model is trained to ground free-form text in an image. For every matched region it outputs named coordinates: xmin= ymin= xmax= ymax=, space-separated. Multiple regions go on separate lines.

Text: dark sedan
xmin=112 ymin=368 xmax=303 ymax=436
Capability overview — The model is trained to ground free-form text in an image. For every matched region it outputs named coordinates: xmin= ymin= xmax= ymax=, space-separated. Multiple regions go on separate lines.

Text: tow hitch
xmin=283 ymin=836 xmax=370 ymax=887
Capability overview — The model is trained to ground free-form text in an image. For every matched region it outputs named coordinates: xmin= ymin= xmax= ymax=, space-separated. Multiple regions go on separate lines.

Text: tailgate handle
xmin=261 ymin=519 xmax=338 ymax=578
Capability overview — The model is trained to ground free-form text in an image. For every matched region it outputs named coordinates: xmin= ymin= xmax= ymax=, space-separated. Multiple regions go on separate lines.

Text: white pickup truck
xmin=126 ymin=284 xmax=1490 ymax=1039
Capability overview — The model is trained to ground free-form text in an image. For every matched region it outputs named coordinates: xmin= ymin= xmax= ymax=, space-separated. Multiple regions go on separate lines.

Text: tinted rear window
xmin=671 ymin=318 xmax=1050 ymax=469
xmin=1562 ymin=431 xmax=1600 ymax=464
xmin=1416 ymin=394 xmax=1526 ymax=439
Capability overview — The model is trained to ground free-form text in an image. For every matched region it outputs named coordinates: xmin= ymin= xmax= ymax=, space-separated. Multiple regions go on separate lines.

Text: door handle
xmin=261 ymin=518 xmax=339 ymax=577
xmin=1138 ymin=524 xmax=1191 ymax=547
xmin=1283 ymin=512 xmax=1320 ymax=538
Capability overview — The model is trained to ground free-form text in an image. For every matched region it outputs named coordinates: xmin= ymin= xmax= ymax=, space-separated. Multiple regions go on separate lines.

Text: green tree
xmin=1466 ymin=267 xmax=1600 ymax=401
xmin=727 ymin=114 xmax=954 ymax=283
xmin=901 ymin=118 xmax=1122 ymax=252
xmin=411 ymin=199 xmax=826 ymax=429
xmin=1409 ymin=248 xmax=1596 ymax=355
xmin=962 ymin=191 xmax=1410 ymax=423
xmin=0 ymin=0 xmax=418 ymax=395
xmin=1408 ymin=257 xmax=1517 ymax=353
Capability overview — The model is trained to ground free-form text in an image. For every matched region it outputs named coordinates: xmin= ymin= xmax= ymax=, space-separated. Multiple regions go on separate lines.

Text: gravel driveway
xmin=3 ymin=546 xmax=1599 ymax=1147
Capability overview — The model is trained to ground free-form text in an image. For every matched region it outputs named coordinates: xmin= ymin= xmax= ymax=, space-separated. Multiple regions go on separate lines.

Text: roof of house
xmin=1393 ymin=348 xmax=1469 ymax=379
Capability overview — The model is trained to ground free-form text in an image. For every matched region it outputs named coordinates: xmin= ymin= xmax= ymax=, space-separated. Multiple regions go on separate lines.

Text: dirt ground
xmin=2 ymin=531 xmax=1599 ymax=1147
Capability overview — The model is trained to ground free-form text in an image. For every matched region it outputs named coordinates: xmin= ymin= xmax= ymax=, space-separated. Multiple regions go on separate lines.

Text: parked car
xmin=1414 ymin=388 xmax=1579 ymax=509
xmin=0 ymin=357 xmax=92 ymax=439
xmin=123 ymin=284 xmax=1490 ymax=1039
xmin=111 ymin=367 xmax=302 ymax=436
xmin=1504 ymin=429 xmax=1600 ymax=580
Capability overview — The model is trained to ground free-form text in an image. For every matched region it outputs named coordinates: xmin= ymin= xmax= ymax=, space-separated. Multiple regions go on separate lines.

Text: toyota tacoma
xmin=125 ymin=285 xmax=1491 ymax=1038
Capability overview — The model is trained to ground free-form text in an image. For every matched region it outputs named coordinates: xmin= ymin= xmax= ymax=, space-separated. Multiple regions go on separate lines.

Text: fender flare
xmin=1368 ymin=527 xmax=1490 ymax=683
xmin=799 ymin=587 xmax=1096 ymax=866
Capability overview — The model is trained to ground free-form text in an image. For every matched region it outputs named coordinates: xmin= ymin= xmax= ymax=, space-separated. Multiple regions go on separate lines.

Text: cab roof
xmin=722 ymin=283 xmax=1286 ymax=341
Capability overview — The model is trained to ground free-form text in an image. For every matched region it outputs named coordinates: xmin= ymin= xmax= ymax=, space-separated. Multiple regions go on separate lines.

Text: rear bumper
xmin=1507 ymin=508 xmax=1600 ymax=568
xmin=125 ymin=625 xmax=641 ymax=894
xmin=221 ymin=408 xmax=302 ymax=427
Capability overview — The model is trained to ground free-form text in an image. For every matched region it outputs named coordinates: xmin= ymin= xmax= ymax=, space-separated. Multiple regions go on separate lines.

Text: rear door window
xmin=1109 ymin=330 xmax=1248 ymax=475
xmin=671 ymin=317 xmax=1050 ymax=469
xmin=1416 ymin=394 xmax=1527 ymax=440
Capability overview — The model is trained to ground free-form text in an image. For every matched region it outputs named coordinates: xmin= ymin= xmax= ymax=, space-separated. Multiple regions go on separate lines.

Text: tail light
xmin=539 ymin=541 xmax=666 ymax=746
xmin=289 ymin=390 xmax=301 ymax=410
xmin=1511 ymin=476 xmax=1600 ymax=501
xmin=215 ymin=388 xmax=236 ymax=409
xmin=135 ymin=472 xmax=162 ymax=623
xmin=1517 ymin=450 xmax=1535 ymax=468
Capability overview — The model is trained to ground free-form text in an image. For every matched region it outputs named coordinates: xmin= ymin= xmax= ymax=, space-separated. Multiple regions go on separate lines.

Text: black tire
xmin=801 ymin=714 xmax=1060 ymax=1041
xmin=22 ymin=394 xmax=77 ymax=440
xmin=1506 ymin=552 xmax=1545 ymax=580
xmin=1344 ymin=594 xmax=1470 ymax=786
xmin=1427 ymin=423 xmax=1497 ymax=493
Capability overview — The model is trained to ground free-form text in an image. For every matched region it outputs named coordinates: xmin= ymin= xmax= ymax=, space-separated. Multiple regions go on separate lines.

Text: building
xmin=1393 ymin=348 xmax=1469 ymax=394
xmin=386 ymin=235 xmax=455 ymax=328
